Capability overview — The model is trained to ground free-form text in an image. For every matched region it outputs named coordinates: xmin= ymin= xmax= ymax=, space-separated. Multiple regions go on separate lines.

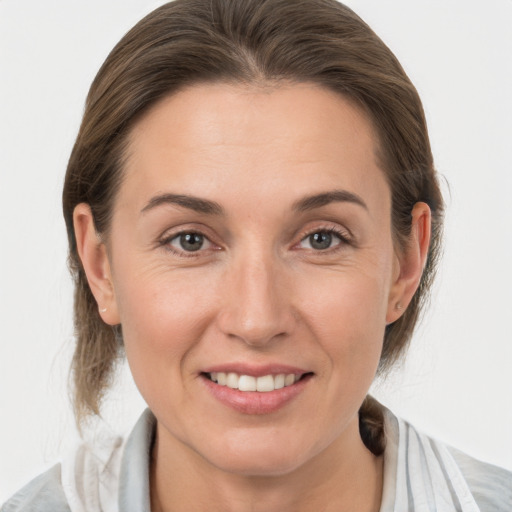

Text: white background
xmin=1 ymin=0 xmax=511 ymax=503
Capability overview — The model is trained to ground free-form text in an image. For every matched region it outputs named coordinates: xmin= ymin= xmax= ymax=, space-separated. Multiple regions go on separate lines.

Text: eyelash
xmin=159 ymin=230 xmax=217 ymax=258
xmin=158 ymin=225 xmax=353 ymax=258
xmin=297 ymin=226 xmax=352 ymax=253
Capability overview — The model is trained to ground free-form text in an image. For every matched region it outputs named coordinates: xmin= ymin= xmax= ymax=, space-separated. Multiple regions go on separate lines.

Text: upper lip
xmin=201 ymin=363 xmax=311 ymax=378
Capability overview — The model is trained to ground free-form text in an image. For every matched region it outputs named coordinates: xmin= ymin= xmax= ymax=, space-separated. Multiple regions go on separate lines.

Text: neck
xmin=150 ymin=416 xmax=383 ymax=512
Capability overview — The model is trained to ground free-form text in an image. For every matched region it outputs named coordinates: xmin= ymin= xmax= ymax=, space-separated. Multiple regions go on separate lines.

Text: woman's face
xmin=102 ymin=83 xmax=405 ymax=475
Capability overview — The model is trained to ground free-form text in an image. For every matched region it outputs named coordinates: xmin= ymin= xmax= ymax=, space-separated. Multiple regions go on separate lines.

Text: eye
xmin=299 ymin=229 xmax=347 ymax=251
xmin=167 ymin=232 xmax=213 ymax=253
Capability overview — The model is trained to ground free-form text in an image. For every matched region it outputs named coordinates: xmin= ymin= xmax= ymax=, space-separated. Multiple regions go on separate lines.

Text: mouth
xmin=199 ymin=364 xmax=314 ymax=414
xmin=202 ymin=371 xmax=311 ymax=392
xmin=201 ymin=371 xmax=313 ymax=414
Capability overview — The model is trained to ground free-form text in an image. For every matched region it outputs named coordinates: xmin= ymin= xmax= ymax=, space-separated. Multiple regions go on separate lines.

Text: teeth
xmin=226 ymin=372 xmax=239 ymax=389
xmin=256 ymin=375 xmax=274 ymax=392
xmin=208 ymin=372 xmax=302 ymax=392
xmin=239 ymin=375 xmax=257 ymax=391
xmin=274 ymin=374 xmax=285 ymax=390
xmin=285 ymin=374 xmax=295 ymax=386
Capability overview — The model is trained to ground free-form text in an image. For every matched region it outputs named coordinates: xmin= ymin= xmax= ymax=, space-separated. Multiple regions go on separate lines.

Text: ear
xmin=386 ymin=202 xmax=431 ymax=324
xmin=73 ymin=203 xmax=120 ymax=325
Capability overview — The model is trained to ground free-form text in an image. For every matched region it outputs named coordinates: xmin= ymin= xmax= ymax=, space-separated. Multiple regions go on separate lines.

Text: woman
xmin=2 ymin=0 xmax=511 ymax=510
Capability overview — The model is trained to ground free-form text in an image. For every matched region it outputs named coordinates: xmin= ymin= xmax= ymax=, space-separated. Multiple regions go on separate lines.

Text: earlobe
xmin=73 ymin=203 xmax=120 ymax=325
xmin=386 ymin=202 xmax=431 ymax=324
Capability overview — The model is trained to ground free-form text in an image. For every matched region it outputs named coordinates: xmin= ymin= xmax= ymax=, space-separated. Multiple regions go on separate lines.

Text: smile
xmin=206 ymin=372 xmax=303 ymax=392
xmin=201 ymin=369 xmax=313 ymax=415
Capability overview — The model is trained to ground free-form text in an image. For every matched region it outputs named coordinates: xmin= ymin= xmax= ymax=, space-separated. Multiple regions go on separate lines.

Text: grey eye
xmin=170 ymin=232 xmax=208 ymax=252
xmin=309 ymin=232 xmax=332 ymax=250
xmin=300 ymin=231 xmax=342 ymax=250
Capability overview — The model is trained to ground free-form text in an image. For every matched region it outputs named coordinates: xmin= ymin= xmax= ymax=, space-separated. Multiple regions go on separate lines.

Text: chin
xmin=213 ymin=452 xmax=307 ymax=478
xmin=198 ymin=431 xmax=321 ymax=478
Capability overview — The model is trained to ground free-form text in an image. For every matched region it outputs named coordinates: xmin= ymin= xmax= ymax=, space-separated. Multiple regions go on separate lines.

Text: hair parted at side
xmin=63 ymin=0 xmax=443 ymax=451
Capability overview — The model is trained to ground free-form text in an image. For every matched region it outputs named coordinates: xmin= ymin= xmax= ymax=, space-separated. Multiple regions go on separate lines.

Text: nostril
xmin=225 ymin=327 xmax=289 ymax=348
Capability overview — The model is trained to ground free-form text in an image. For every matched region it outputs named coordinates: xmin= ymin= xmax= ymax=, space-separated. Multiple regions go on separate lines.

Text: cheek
xmin=287 ymin=269 xmax=389 ymax=454
xmin=295 ymin=266 xmax=389 ymax=374
xmin=111 ymin=262 xmax=219 ymax=394
xmin=114 ymin=257 xmax=215 ymax=337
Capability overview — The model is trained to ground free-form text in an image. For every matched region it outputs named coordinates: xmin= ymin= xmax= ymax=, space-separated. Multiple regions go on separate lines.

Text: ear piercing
xmin=99 ymin=307 xmax=107 ymax=313
xmin=395 ymin=302 xmax=403 ymax=311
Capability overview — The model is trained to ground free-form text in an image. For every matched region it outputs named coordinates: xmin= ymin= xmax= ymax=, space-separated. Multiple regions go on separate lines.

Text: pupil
xmin=180 ymin=233 xmax=203 ymax=251
xmin=310 ymin=232 xmax=331 ymax=250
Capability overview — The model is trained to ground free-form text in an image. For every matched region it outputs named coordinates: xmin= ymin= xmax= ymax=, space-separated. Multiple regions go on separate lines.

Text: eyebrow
xmin=292 ymin=190 xmax=368 ymax=212
xmin=141 ymin=193 xmax=223 ymax=215
xmin=140 ymin=189 xmax=367 ymax=216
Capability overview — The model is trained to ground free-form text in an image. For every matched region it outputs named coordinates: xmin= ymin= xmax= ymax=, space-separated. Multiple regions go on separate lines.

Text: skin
xmin=74 ymin=83 xmax=430 ymax=512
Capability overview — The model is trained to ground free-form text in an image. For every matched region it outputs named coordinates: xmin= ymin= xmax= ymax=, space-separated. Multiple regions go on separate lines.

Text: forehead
xmin=128 ymin=82 xmax=379 ymax=159
xmin=121 ymin=82 xmax=389 ymax=216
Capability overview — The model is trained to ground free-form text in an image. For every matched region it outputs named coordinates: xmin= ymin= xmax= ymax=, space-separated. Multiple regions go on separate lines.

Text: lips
xmin=200 ymin=365 xmax=313 ymax=414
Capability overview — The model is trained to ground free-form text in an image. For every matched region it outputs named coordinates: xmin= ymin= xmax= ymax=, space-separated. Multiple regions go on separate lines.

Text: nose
xmin=216 ymin=252 xmax=296 ymax=347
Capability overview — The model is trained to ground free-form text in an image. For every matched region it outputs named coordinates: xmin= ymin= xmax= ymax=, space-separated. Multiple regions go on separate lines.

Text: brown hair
xmin=63 ymin=0 xmax=443 ymax=453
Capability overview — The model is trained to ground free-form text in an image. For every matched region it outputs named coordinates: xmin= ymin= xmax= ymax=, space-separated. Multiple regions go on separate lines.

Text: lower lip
xmin=201 ymin=374 xmax=313 ymax=415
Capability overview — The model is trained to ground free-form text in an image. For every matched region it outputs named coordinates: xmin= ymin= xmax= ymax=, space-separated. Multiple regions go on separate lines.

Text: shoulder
xmin=1 ymin=464 xmax=70 ymax=512
xmin=2 ymin=429 xmax=124 ymax=512
xmin=447 ymin=445 xmax=512 ymax=511
xmin=2 ymin=410 xmax=155 ymax=512
xmin=381 ymin=404 xmax=512 ymax=511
